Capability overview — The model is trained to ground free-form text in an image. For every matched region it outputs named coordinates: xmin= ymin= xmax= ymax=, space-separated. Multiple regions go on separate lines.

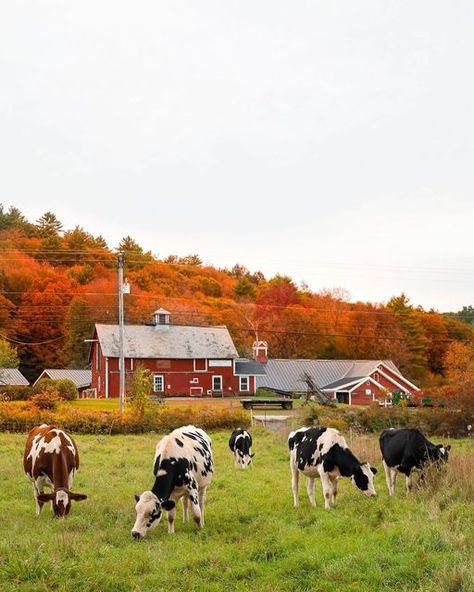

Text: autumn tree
xmin=443 ymin=341 xmax=474 ymax=388
xmin=61 ymin=299 xmax=95 ymax=368
xmin=118 ymin=236 xmax=154 ymax=271
xmin=0 ymin=339 xmax=20 ymax=367
xmin=387 ymin=294 xmax=428 ymax=380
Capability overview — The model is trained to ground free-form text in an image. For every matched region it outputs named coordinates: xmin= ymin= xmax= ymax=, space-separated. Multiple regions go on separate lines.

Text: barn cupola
xmin=152 ymin=308 xmax=171 ymax=326
xmin=253 ymin=340 xmax=268 ymax=364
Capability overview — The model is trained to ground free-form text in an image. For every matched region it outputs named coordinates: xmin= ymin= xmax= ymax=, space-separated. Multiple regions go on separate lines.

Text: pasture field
xmin=1 ymin=430 xmax=473 ymax=592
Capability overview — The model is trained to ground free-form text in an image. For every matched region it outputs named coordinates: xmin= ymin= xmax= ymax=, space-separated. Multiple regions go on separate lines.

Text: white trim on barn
xmin=376 ymin=363 xmax=420 ymax=391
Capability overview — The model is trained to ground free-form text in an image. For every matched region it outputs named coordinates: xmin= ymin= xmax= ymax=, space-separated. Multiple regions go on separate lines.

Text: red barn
xmin=89 ymin=309 xmax=265 ymax=398
xmin=256 ymin=355 xmax=419 ymax=405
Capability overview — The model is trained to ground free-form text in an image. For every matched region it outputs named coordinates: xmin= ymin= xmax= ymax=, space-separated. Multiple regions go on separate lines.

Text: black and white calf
xmin=131 ymin=425 xmax=213 ymax=539
xmin=288 ymin=427 xmax=377 ymax=509
xmin=379 ymin=428 xmax=450 ymax=495
xmin=229 ymin=428 xmax=254 ymax=468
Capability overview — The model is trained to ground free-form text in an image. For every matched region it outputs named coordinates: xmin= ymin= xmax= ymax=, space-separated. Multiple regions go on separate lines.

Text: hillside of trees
xmin=1 ymin=204 xmax=473 ymax=384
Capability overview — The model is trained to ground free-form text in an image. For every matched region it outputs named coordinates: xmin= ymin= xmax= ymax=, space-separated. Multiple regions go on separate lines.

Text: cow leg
xmin=405 ymin=472 xmax=413 ymax=494
xmin=167 ymin=505 xmax=177 ymax=534
xmin=198 ymin=488 xmax=207 ymax=527
xmin=34 ymin=478 xmax=45 ymax=515
xmin=383 ymin=461 xmax=397 ymax=496
xmin=318 ymin=469 xmax=332 ymax=510
xmin=383 ymin=460 xmax=393 ymax=496
xmin=306 ymin=477 xmax=316 ymax=507
xmin=330 ymin=478 xmax=338 ymax=506
xmin=189 ymin=490 xmax=203 ymax=528
xmin=182 ymin=495 xmax=189 ymax=523
xmin=290 ymin=461 xmax=299 ymax=508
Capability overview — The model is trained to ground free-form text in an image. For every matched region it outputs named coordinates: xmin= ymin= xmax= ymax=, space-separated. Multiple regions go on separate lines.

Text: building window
xmin=374 ymin=372 xmax=379 ymax=382
xmin=153 ymin=374 xmax=164 ymax=392
xmin=212 ymin=375 xmax=222 ymax=391
xmin=239 ymin=376 xmax=249 ymax=392
xmin=194 ymin=359 xmax=207 ymax=372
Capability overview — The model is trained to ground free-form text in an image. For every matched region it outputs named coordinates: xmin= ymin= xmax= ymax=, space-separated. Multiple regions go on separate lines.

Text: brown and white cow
xmin=24 ymin=424 xmax=87 ymax=517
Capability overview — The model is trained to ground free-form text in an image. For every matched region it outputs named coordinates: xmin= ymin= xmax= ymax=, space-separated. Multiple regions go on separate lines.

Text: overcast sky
xmin=1 ymin=1 xmax=473 ymax=311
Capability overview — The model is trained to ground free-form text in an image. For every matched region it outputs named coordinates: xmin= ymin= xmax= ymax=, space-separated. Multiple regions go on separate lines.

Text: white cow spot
xmin=157 ymin=469 xmax=167 ymax=476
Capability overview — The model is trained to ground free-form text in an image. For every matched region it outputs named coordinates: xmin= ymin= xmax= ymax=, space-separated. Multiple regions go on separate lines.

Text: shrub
xmin=32 ymin=378 xmax=78 ymax=401
xmin=126 ymin=364 xmax=155 ymax=417
xmin=0 ymin=403 xmax=250 ymax=434
xmin=0 ymin=385 xmax=33 ymax=401
xmin=29 ymin=392 xmax=60 ymax=411
xmin=32 ymin=378 xmax=57 ymax=395
xmin=54 ymin=379 xmax=78 ymax=401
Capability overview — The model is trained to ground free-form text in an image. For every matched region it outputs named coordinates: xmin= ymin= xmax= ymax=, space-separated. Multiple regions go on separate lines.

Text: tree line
xmin=1 ymin=204 xmax=473 ymax=385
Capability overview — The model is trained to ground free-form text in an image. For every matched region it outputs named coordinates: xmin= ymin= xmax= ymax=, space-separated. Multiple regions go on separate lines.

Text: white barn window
xmin=239 ymin=376 xmax=249 ymax=392
xmin=153 ymin=374 xmax=164 ymax=392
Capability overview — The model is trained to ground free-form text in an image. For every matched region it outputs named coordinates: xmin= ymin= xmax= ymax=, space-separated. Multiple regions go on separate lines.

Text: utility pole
xmin=118 ymin=252 xmax=125 ymax=414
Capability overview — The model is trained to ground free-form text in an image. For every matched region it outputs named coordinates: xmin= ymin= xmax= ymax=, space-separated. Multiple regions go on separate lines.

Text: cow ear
xmin=70 ymin=493 xmax=87 ymax=501
xmin=161 ymin=500 xmax=175 ymax=511
xmin=445 ymin=445 xmax=451 ymax=451
xmin=37 ymin=493 xmax=54 ymax=503
xmin=370 ymin=466 xmax=378 ymax=475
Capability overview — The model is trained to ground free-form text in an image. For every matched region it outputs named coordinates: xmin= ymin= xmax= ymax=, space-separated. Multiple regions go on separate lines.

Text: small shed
xmin=35 ymin=369 xmax=92 ymax=394
xmin=0 ymin=368 xmax=29 ymax=386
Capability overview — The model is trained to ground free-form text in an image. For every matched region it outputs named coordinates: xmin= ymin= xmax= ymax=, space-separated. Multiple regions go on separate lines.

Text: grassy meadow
xmin=1 ymin=428 xmax=473 ymax=592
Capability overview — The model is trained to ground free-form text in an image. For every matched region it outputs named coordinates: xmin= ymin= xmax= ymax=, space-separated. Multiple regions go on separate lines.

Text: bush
xmin=126 ymin=364 xmax=155 ymax=417
xmin=32 ymin=378 xmax=78 ymax=401
xmin=301 ymin=398 xmax=474 ymax=438
xmin=54 ymin=379 xmax=78 ymax=401
xmin=29 ymin=392 xmax=60 ymax=411
xmin=0 ymin=403 xmax=250 ymax=434
xmin=0 ymin=386 xmax=33 ymax=401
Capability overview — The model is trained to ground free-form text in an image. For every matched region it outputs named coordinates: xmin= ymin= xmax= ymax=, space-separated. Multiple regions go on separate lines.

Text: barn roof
xmin=35 ymin=369 xmax=92 ymax=389
xmin=256 ymin=359 xmax=401 ymax=394
xmin=234 ymin=359 xmax=266 ymax=376
xmin=95 ymin=324 xmax=239 ymax=359
xmin=0 ymin=368 xmax=29 ymax=386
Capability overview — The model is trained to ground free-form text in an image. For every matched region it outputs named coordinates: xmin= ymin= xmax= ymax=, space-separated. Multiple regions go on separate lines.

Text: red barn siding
xmin=90 ymin=344 xmax=256 ymax=398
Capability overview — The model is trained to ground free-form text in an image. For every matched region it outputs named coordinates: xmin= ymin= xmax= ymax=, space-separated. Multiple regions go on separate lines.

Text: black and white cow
xmin=288 ymin=427 xmax=377 ymax=509
xmin=229 ymin=428 xmax=254 ymax=469
xmin=131 ymin=425 xmax=213 ymax=539
xmin=379 ymin=428 xmax=450 ymax=495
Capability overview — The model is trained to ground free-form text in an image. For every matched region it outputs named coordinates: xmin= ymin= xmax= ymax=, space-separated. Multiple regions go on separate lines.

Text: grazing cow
xmin=288 ymin=427 xmax=377 ymax=509
xmin=132 ymin=425 xmax=213 ymax=539
xmin=23 ymin=424 xmax=87 ymax=517
xmin=229 ymin=428 xmax=254 ymax=468
xmin=379 ymin=428 xmax=450 ymax=495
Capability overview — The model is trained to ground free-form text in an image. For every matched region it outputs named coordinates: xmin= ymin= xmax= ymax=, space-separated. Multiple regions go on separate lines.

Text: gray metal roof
xmin=256 ymin=359 xmax=401 ymax=394
xmin=36 ymin=369 xmax=92 ymax=389
xmin=321 ymin=376 xmax=365 ymax=390
xmin=234 ymin=359 xmax=266 ymax=376
xmin=0 ymin=368 xmax=29 ymax=386
xmin=95 ymin=324 xmax=239 ymax=359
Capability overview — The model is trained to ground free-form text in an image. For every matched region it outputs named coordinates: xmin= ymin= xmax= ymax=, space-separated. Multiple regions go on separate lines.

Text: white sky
xmin=1 ymin=1 xmax=473 ymax=312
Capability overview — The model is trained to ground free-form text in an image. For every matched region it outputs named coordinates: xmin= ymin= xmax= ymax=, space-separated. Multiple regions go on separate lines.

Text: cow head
xmin=37 ymin=489 xmax=87 ymax=517
xmin=131 ymin=491 xmax=175 ymax=540
xmin=433 ymin=444 xmax=451 ymax=465
xmin=350 ymin=463 xmax=377 ymax=497
xmin=237 ymin=450 xmax=255 ymax=469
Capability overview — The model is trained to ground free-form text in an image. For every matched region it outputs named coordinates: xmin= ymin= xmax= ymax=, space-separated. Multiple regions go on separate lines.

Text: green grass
xmin=1 ymin=431 xmax=473 ymax=592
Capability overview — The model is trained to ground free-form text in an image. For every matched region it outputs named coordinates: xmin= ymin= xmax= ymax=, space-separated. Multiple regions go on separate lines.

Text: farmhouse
xmin=254 ymin=343 xmax=419 ymax=405
xmin=34 ymin=369 xmax=92 ymax=395
xmin=89 ymin=309 xmax=265 ymax=398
